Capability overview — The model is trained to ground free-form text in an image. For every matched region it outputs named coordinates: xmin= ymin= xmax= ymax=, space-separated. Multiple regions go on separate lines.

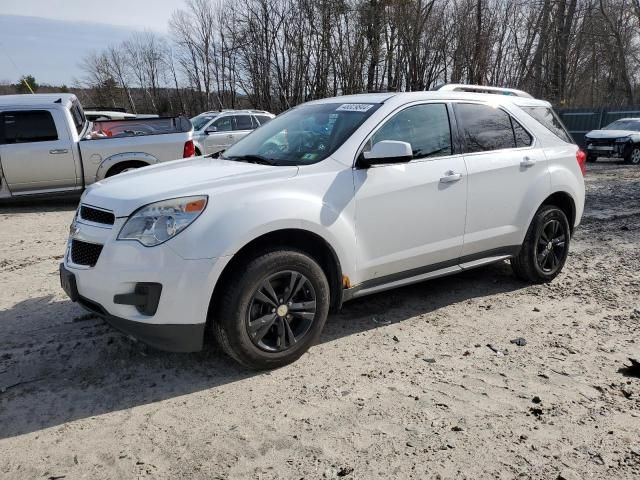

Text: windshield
xmin=191 ymin=114 xmax=218 ymax=131
xmin=222 ymin=102 xmax=382 ymax=166
xmin=604 ymin=119 xmax=640 ymax=131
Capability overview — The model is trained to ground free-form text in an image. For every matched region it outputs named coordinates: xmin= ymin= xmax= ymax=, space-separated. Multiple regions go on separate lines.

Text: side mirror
xmin=358 ymin=140 xmax=413 ymax=168
xmin=205 ymin=126 xmax=218 ymax=134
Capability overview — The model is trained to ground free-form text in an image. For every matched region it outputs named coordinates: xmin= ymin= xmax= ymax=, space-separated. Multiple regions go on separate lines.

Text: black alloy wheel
xmin=212 ymin=249 xmax=330 ymax=369
xmin=535 ymin=219 xmax=567 ymax=275
xmin=246 ymin=271 xmax=317 ymax=352
xmin=511 ymin=205 xmax=571 ymax=283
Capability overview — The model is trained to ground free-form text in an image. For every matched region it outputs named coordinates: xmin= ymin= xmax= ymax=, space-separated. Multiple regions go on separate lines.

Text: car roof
xmin=85 ymin=110 xmax=136 ymax=117
xmin=197 ymin=109 xmax=274 ymax=116
xmin=0 ymin=93 xmax=77 ymax=109
xmin=303 ymin=91 xmax=551 ymax=108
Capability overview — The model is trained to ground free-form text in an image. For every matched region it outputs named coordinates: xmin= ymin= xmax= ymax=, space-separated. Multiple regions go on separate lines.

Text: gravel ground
xmin=0 ymin=162 xmax=639 ymax=479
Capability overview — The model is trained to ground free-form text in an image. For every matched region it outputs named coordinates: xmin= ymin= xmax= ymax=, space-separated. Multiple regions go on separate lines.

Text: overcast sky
xmin=0 ymin=0 xmax=181 ymax=85
xmin=1 ymin=0 xmax=178 ymax=32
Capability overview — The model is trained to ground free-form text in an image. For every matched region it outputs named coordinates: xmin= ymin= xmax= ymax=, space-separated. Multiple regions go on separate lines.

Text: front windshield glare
xmin=222 ymin=102 xmax=381 ymax=165
xmin=604 ymin=120 xmax=640 ymax=131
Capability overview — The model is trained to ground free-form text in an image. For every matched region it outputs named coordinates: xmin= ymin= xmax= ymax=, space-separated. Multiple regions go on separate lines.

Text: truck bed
xmin=88 ymin=117 xmax=192 ymax=139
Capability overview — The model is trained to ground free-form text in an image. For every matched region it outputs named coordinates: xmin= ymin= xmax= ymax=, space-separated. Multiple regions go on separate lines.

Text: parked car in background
xmin=0 ymin=94 xmax=195 ymax=199
xmin=61 ymin=85 xmax=585 ymax=369
xmin=584 ymin=118 xmax=640 ymax=164
xmin=191 ymin=109 xmax=275 ymax=155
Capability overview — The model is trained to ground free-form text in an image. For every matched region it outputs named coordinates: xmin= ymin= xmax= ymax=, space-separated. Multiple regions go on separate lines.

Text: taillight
xmin=576 ymin=149 xmax=587 ymax=176
xmin=183 ymin=140 xmax=195 ymax=158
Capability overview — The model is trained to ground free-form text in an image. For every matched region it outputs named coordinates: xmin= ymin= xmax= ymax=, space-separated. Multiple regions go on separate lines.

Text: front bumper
xmin=586 ymin=141 xmax=627 ymax=157
xmin=61 ymin=216 xmax=227 ymax=352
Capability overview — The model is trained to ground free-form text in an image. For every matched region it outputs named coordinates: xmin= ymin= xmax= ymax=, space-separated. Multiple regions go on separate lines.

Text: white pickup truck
xmin=0 ymin=93 xmax=195 ymax=198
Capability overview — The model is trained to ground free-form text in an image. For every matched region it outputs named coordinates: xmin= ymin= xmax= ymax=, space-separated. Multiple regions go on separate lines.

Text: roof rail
xmin=437 ymin=84 xmax=533 ymax=99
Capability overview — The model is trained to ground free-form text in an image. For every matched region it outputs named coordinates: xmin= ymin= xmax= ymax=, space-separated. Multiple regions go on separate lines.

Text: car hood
xmin=83 ymin=157 xmax=299 ymax=217
xmin=585 ymin=129 xmax=638 ymax=140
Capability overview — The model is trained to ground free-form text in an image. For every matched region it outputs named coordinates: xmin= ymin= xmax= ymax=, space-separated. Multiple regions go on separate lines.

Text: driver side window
xmin=369 ymin=104 xmax=452 ymax=160
xmin=213 ymin=117 xmax=233 ymax=132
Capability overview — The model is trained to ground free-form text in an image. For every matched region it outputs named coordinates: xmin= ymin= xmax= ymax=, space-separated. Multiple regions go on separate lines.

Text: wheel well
xmin=542 ymin=192 xmax=576 ymax=233
xmin=105 ymin=160 xmax=148 ymax=177
xmin=208 ymin=229 xmax=344 ymax=323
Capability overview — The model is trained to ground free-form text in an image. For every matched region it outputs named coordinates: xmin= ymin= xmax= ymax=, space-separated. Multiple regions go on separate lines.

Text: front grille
xmin=71 ymin=240 xmax=103 ymax=267
xmin=587 ymin=139 xmax=614 ymax=147
xmin=80 ymin=205 xmax=115 ymax=225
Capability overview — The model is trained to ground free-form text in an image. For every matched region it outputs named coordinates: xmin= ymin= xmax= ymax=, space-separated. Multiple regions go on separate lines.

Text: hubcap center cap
xmin=277 ymin=305 xmax=289 ymax=317
xmin=547 ymin=241 xmax=553 ymax=251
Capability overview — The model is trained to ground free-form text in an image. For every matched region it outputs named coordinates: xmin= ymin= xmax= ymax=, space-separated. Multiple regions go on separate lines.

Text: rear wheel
xmin=511 ymin=205 xmax=571 ymax=283
xmin=624 ymin=146 xmax=640 ymax=165
xmin=212 ymin=249 xmax=330 ymax=369
xmin=105 ymin=161 xmax=146 ymax=177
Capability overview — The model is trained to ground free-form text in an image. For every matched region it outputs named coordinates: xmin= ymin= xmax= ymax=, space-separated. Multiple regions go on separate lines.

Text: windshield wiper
xmin=221 ymin=154 xmax=278 ymax=166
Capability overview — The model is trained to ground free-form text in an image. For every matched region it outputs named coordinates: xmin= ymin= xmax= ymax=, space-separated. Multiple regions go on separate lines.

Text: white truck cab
xmin=61 ymin=86 xmax=586 ymax=369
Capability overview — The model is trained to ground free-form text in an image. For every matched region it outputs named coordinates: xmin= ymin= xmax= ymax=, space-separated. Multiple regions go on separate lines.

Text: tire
xmin=212 ymin=249 xmax=330 ymax=369
xmin=105 ymin=161 xmax=146 ymax=178
xmin=511 ymin=205 xmax=571 ymax=283
xmin=624 ymin=146 xmax=640 ymax=165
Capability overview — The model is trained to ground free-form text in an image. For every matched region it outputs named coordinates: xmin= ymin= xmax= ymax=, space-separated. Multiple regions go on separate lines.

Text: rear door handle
xmin=440 ymin=171 xmax=463 ymax=183
xmin=227 ymin=134 xmax=234 ymax=139
xmin=49 ymin=149 xmax=68 ymax=155
xmin=520 ymin=156 xmax=535 ymax=167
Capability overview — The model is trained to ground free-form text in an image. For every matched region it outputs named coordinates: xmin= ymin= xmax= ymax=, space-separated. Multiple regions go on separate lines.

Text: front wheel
xmin=624 ymin=146 xmax=640 ymax=165
xmin=212 ymin=249 xmax=330 ymax=369
xmin=511 ymin=206 xmax=571 ymax=283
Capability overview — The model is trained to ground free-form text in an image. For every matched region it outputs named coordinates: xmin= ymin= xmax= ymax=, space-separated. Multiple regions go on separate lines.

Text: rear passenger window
xmin=456 ymin=104 xmax=515 ymax=152
xmin=0 ymin=110 xmax=58 ymax=144
xmin=234 ymin=115 xmax=254 ymax=130
xmin=370 ymin=103 xmax=452 ymax=159
xmin=256 ymin=115 xmax=273 ymax=125
xmin=512 ymin=118 xmax=532 ymax=147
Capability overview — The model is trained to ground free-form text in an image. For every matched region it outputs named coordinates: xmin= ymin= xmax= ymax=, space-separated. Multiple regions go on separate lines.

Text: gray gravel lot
xmin=1 ymin=162 xmax=639 ymax=479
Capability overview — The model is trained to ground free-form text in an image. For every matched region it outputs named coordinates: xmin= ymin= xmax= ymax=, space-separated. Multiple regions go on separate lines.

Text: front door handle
xmin=440 ymin=171 xmax=463 ymax=183
xmin=50 ymin=149 xmax=69 ymax=155
xmin=520 ymin=156 xmax=535 ymax=167
xmin=227 ymin=134 xmax=234 ymax=139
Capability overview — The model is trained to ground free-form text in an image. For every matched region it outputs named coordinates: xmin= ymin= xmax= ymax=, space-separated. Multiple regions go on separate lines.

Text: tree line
xmin=77 ymin=0 xmax=640 ymax=116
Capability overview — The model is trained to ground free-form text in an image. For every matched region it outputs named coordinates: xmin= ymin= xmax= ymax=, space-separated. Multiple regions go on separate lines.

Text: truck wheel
xmin=624 ymin=146 xmax=640 ymax=165
xmin=213 ymin=249 xmax=330 ymax=369
xmin=511 ymin=205 xmax=571 ymax=283
xmin=105 ymin=161 xmax=146 ymax=177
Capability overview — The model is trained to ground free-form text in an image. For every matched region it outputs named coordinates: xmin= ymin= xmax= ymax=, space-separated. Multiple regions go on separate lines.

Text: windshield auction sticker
xmin=336 ymin=104 xmax=375 ymax=112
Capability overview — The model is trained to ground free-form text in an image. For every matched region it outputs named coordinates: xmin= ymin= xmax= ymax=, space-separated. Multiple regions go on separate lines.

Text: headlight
xmin=118 ymin=196 xmax=208 ymax=246
xmin=615 ymin=137 xmax=630 ymax=143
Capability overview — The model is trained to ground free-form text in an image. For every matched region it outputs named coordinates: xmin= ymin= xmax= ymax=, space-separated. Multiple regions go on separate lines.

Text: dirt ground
xmin=1 ymin=162 xmax=639 ymax=480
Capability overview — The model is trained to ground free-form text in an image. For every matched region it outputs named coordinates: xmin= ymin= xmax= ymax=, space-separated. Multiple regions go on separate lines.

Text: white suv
xmin=60 ymin=85 xmax=586 ymax=369
xmin=190 ymin=110 xmax=275 ymax=155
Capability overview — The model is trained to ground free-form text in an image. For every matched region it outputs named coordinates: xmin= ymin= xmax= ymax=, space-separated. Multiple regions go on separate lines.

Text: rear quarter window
xmin=456 ymin=103 xmax=516 ymax=152
xmin=0 ymin=110 xmax=58 ymax=144
xmin=522 ymin=106 xmax=573 ymax=144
